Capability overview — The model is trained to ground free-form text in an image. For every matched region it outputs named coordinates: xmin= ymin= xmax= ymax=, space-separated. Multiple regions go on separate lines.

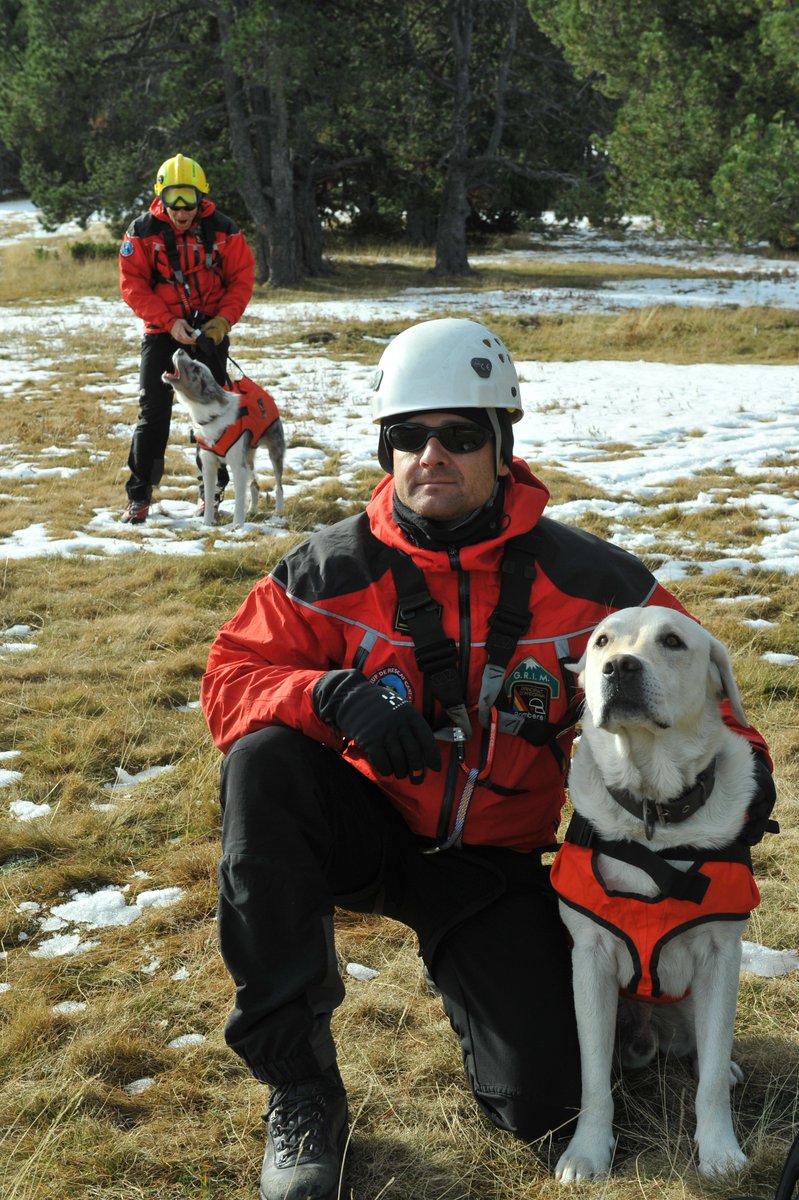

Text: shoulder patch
xmin=368 ymin=666 xmax=415 ymax=704
xmin=120 ymin=240 xmax=134 ymax=257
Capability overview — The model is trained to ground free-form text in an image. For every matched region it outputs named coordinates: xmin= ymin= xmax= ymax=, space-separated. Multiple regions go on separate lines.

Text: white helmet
xmin=372 ymin=318 xmax=523 ymax=472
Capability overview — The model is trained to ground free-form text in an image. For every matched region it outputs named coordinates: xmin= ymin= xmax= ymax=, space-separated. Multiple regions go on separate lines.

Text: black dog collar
xmin=607 ymin=758 xmax=717 ymax=841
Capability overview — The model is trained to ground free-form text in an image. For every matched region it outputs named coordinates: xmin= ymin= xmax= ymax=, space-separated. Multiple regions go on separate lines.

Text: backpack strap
xmin=390 ymin=550 xmax=471 ymax=737
xmin=478 ymin=533 xmax=536 ymax=723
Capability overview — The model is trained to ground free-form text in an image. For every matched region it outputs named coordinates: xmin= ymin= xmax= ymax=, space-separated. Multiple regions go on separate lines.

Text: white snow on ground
xmin=0 ymin=200 xmax=796 ymax=997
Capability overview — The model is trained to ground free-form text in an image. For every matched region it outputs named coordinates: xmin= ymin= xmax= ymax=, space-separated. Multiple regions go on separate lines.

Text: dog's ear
xmin=708 ymin=634 xmax=748 ymax=727
xmin=566 ymin=652 xmax=586 ymax=681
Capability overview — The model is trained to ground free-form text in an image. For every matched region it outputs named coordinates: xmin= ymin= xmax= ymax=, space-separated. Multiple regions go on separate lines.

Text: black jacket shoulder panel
xmin=533 ymin=516 xmax=659 ymax=609
xmin=125 ymin=211 xmax=239 ymax=240
xmin=272 ymin=513 xmax=398 ymax=602
xmin=126 ymin=212 xmax=163 ymax=239
xmin=206 ymin=210 xmax=240 ymax=236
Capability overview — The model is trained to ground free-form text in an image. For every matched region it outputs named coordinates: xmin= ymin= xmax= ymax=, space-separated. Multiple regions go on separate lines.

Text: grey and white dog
xmin=163 ymin=348 xmax=285 ymax=527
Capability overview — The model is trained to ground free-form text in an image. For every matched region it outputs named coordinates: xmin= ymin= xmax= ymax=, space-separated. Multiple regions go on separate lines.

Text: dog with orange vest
xmin=163 ymin=347 xmax=284 ymax=527
xmin=551 ymin=606 xmax=772 ymax=1180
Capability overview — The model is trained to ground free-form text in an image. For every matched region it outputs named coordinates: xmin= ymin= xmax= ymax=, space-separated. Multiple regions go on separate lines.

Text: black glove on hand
xmin=740 ymin=754 xmax=779 ymax=846
xmin=314 ymin=670 xmax=441 ymax=782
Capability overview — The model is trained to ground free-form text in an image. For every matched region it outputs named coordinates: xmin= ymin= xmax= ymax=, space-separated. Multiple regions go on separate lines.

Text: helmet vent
xmin=471 ymin=357 xmax=492 ymax=378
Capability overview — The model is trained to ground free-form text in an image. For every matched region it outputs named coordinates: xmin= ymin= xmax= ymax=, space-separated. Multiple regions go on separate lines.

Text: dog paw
xmin=729 ymin=1059 xmax=744 ymax=1088
xmin=556 ymin=1139 xmax=613 ymax=1182
xmin=698 ymin=1147 xmax=747 ymax=1178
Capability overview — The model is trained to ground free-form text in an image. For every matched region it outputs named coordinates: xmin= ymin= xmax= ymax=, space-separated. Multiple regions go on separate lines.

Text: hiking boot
xmin=196 ymin=488 xmax=224 ymax=519
xmin=260 ymin=1071 xmax=349 ymax=1200
xmin=121 ymin=499 xmax=149 ymax=524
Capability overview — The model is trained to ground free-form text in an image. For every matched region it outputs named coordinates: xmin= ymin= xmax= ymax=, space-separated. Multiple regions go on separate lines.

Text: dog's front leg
xmin=556 ymin=934 xmax=619 ymax=1182
xmin=200 ymin=453 xmax=219 ymax=527
xmin=691 ymin=938 xmax=747 ymax=1177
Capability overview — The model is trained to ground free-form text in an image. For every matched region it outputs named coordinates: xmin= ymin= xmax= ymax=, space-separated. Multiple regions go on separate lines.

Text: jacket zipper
xmin=435 ymin=547 xmax=471 ymax=842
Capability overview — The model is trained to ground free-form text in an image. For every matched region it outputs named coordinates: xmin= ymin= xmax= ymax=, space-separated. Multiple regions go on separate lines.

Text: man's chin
xmin=407 ymin=490 xmax=466 ymax=521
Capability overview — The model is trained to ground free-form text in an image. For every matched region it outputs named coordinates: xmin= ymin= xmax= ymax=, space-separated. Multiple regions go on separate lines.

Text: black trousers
xmin=125 ymin=331 xmax=230 ymax=501
xmin=217 ymin=727 xmax=581 ymax=1141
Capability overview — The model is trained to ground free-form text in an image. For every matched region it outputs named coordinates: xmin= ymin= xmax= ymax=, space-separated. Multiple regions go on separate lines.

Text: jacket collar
xmin=366 ymin=458 xmax=550 ymax=570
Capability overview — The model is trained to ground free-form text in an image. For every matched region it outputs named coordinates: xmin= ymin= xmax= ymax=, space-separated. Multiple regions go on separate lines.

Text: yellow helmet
xmin=154 ymin=154 xmax=209 ymax=199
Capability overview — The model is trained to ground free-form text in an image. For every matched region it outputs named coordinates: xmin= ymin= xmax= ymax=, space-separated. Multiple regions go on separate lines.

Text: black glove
xmin=739 ymin=754 xmax=779 ymax=846
xmin=314 ymin=670 xmax=441 ymax=783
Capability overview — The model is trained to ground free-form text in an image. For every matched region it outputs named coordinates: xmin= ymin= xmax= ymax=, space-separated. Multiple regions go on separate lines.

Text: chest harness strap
xmin=161 ymin=219 xmax=217 ymax=319
xmin=390 ymin=535 xmax=546 ymax=850
xmin=564 ymin=810 xmax=753 ymax=904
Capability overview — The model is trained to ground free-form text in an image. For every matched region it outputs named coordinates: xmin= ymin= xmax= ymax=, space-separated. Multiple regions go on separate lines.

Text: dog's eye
xmin=594 ymin=634 xmax=608 ymax=648
xmin=662 ymin=632 xmax=685 ymax=649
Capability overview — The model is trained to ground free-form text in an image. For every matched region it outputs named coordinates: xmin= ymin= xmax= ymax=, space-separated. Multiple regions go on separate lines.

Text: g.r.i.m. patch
xmin=505 ymin=656 xmax=561 ymax=723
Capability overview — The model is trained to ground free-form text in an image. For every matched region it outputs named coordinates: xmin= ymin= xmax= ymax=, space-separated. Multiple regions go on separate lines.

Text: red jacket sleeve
xmin=200 ymin=576 xmax=346 ymax=754
xmin=214 ymin=228 xmax=254 ymax=327
xmin=119 ymin=234 xmax=175 ymax=332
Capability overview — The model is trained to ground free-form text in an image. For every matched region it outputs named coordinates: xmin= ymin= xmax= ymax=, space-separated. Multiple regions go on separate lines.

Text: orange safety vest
xmin=550 ymin=840 xmax=760 ymax=1001
xmin=194 ymin=376 xmax=279 ymax=458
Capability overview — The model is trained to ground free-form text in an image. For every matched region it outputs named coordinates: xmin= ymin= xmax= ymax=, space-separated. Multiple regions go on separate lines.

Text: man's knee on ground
xmin=475 ymin=1087 xmax=578 ymax=1144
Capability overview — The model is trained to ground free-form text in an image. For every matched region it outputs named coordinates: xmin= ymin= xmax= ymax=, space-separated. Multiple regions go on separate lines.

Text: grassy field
xmin=0 ymin=233 xmax=797 ymax=1200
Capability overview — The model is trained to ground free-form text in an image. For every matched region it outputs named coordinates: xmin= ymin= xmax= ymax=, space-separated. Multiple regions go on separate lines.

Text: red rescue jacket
xmin=201 ymin=462 xmax=770 ymax=853
xmin=119 ymin=197 xmax=254 ymax=335
xmin=551 ymin=841 xmax=760 ymax=1000
xmin=194 ymin=377 xmax=280 ymax=458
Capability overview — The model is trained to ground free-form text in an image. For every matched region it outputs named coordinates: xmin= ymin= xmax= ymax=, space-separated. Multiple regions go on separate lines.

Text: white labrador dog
xmin=163 ymin=348 xmax=285 ymax=528
xmin=552 ymin=606 xmax=760 ymax=1181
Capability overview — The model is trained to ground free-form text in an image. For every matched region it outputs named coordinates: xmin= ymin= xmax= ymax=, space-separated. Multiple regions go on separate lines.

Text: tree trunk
xmin=217 ymin=8 xmax=273 ymax=283
xmin=434 ymin=0 xmax=475 ymax=276
xmin=266 ymin=69 xmax=302 ymax=288
xmin=435 ymin=164 xmax=473 ymax=274
xmin=295 ymin=164 xmax=326 ymax=275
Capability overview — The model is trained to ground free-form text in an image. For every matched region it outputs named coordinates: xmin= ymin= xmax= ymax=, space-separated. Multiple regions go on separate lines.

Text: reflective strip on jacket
xmin=200 ymin=461 xmax=771 ymax=853
xmin=550 ymin=840 xmax=761 ymax=999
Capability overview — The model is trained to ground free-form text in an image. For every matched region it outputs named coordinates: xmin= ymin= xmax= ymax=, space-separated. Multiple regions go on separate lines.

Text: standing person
xmin=200 ymin=318 xmax=776 ymax=1200
xmin=118 ymin=153 xmax=255 ymax=524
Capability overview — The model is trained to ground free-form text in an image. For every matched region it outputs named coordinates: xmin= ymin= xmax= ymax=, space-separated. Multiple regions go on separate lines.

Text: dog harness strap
xmin=562 ymin=816 xmax=710 ymax=902
xmin=563 ymin=813 xmax=754 ymax=868
xmin=607 ymin=758 xmax=717 ymax=838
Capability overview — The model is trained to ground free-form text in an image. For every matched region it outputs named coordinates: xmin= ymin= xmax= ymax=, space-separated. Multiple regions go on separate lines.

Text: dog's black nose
xmin=603 ymin=654 xmax=641 ymax=677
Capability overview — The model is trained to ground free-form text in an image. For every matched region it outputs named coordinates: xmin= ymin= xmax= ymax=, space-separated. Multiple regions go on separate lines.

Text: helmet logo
xmin=371 ymin=368 xmax=384 ymax=391
xmin=470 ymin=357 xmax=492 ymax=378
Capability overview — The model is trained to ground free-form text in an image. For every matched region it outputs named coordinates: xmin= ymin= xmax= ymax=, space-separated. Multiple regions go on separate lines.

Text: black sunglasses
xmin=385 ymin=422 xmax=491 ymax=455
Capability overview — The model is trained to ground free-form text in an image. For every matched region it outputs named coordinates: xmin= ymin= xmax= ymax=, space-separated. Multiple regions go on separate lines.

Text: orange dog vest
xmin=195 ymin=376 xmax=279 ymax=458
xmin=551 ymin=841 xmax=760 ymax=1001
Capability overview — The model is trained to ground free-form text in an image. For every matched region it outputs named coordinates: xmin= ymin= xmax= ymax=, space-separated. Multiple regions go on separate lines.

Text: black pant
xmin=125 ymin=331 xmax=230 ymax=502
xmin=217 ymin=726 xmax=581 ymax=1141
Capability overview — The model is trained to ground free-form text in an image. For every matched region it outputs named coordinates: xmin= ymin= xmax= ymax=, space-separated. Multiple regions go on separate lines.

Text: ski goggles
xmin=161 ymin=186 xmax=201 ymax=210
xmin=385 ymin=421 xmax=491 ymax=455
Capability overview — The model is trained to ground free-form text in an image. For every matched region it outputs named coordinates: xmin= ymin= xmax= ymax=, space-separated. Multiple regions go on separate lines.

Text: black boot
xmin=260 ymin=1068 xmax=349 ymax=1200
